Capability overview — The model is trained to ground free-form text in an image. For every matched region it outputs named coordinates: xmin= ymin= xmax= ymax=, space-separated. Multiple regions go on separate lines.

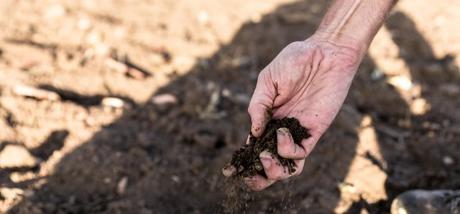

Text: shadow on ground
xmin=7 ymin=1 xmax=460 ymax=213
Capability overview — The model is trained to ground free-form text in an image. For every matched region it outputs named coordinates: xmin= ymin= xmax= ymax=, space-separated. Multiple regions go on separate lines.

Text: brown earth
xmin=228 ymin=117 xmax=310 ymax=177
xmin=0 ymin=0 xmax=460 ymax=213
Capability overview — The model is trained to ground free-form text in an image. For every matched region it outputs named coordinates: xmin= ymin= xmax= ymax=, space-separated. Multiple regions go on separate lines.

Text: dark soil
xmin=228 ymin=117 xmax=310 ymax=177
xmin=2 ymin=1 xmax=460 ymax=213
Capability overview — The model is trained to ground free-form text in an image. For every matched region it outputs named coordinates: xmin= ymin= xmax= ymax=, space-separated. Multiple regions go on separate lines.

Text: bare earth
xmin=0 ymin=0 xmax=460 ymax=213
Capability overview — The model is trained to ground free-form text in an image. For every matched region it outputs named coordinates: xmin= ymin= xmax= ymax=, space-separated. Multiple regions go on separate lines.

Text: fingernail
xmin=277 ymin=127 xmax=289 ymax=136
xmin=252 ymin=124 xmax=261 ymax=133
xmin=260 ymin=151 xmax=272 ymax=159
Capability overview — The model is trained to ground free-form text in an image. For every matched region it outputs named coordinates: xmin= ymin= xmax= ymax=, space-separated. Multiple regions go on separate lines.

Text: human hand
xmin=243 ymin=37 xmax=362 ymax=191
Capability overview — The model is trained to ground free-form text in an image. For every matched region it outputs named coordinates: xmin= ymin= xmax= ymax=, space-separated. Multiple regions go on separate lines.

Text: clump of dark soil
xmin=227 ymin=117 xmax=310 ymax=177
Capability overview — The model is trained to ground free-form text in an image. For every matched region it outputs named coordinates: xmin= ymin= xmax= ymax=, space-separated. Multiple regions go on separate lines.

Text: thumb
xmin=248 ymin=73 xmax=276 ymax=137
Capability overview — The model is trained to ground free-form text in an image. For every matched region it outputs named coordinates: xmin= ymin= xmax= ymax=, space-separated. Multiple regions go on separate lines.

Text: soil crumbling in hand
xmin=224 ymin=117 xmax=310 ymax=178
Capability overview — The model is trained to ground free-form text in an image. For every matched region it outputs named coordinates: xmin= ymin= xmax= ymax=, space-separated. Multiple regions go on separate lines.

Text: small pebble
xmin=102 ymin=97 xmax=124 ymax=108
xmin=171 ymin=175 xmax=180 ymax=183
xmin=13 ymin=85 xmax=60 ymax=101
xmin=388 ymin=76 xmax=413 ymax=91
xmin=443 ymin=156 xmax=454 ymax=165
xmin=370 ymin=68 xmax=385 ymax=81
xmin=151 ymin=94 xmax=178 ymax=105
xmin=117 ymin=177 xmax=128 ymax=195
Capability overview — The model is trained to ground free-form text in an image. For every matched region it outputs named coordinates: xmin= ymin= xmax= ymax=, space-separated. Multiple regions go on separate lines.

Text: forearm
xmin=313 ymin=0 xmax=397 ymax=56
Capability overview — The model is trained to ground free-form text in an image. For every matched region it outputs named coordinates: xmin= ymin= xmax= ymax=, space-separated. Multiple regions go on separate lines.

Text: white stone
xmin=443 ymin=156 xmax=454 ymax=165
xmin=117 ymin=177 xmax=128 ymax=195
xmin=410 ymin=98 xmax=430 ymax=115
xmin=388 ymin=76 xmax=413 ymax=91
xmin=0 ymin=145 xmax=38 ymax=168
xmin=151 ymin=94 xmax=178 ymax=105
xmin=102 ymin=97 xmax=124 ymax=108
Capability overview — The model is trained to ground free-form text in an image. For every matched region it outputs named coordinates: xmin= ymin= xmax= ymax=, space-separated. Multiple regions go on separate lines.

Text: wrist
xmin=309 ymin=30 xmax=367 ymax=58
xmin=311 ymin=0 xmax=397 ymax=59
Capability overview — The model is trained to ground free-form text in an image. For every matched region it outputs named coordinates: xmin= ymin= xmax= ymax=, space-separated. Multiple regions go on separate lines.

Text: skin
xmin=223 ymin=0 xmax=398 ymax=191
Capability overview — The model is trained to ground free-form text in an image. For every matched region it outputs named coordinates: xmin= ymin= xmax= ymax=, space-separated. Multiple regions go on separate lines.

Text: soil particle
xmin=228 ymin=117 xmax=310 ymax=177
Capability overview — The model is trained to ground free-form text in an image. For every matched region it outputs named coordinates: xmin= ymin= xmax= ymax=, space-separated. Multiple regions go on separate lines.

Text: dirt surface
xmin=0 ymin=0 xmax=460 ymax=213
xmin=228 ymin=118 xmax=310 ymax=177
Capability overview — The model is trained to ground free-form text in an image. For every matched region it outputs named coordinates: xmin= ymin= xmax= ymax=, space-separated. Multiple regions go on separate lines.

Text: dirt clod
xmin=227 ymin=117 xmax=310 ymax=178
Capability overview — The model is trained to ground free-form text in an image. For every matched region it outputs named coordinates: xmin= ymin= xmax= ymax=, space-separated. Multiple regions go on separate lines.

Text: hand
xmin=244 ymin=36 xmax=362 ymax=191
